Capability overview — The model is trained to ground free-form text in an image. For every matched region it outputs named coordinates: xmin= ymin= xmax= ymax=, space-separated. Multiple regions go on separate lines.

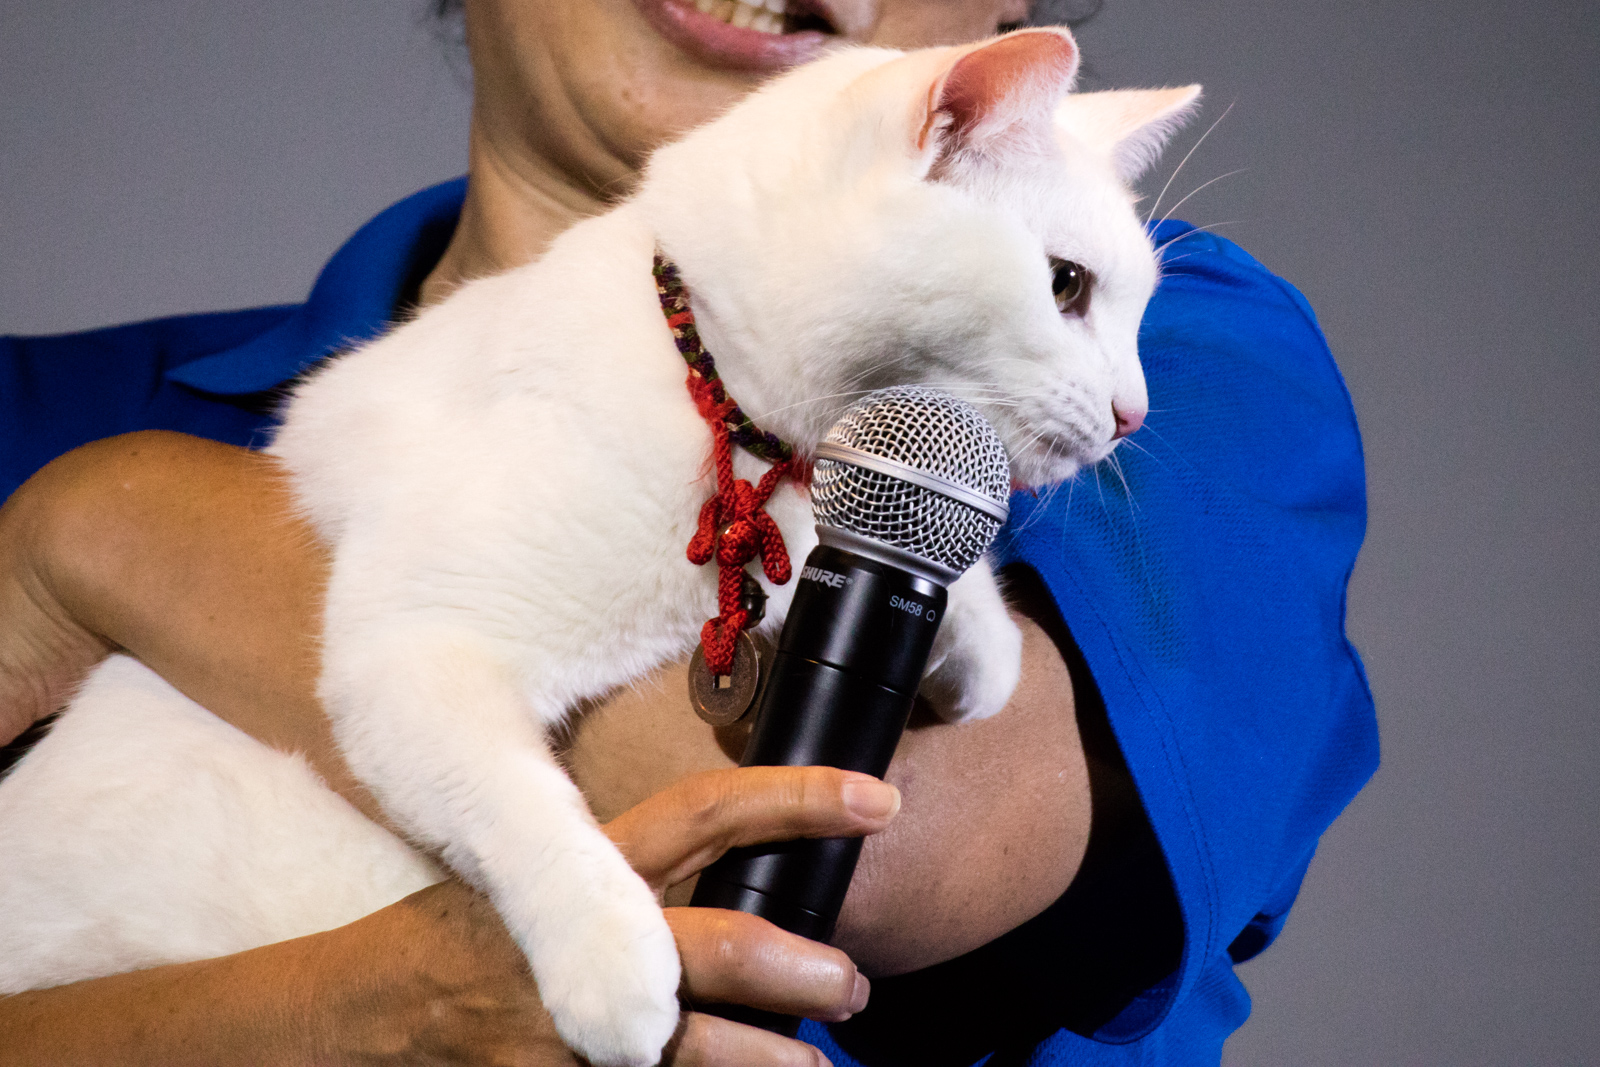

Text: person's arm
xmin=0 ymin=764 xmax=891 ymax=1066
xmin=0 ymin=431 xmax=380 ymax=816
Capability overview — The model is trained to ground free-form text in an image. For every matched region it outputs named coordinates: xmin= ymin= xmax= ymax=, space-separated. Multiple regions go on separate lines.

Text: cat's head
xmin=638 ymin=29 xmax=1200 ymax=487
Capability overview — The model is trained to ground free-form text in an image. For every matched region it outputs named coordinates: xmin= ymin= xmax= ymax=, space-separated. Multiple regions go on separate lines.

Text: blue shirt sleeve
xmin=0 ymin=306 xmax=294 ymax=502
xmin=986 ymin=221 xmax=1379 ymax=1054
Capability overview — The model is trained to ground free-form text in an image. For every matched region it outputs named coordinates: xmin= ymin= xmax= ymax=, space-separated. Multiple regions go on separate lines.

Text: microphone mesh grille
xmin=811 ymin=387 xmax=1011 ymax=574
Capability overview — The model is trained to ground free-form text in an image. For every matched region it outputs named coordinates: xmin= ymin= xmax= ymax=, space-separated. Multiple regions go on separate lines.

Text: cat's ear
xmin=1054 ymin=86 xmax=1204 ymax=183
xmin=916 ymin=29 xmax=1080 ymax=167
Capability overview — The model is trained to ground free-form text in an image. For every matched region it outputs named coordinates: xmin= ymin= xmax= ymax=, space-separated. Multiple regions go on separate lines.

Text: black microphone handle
xmin=688 ymin=542 xmax=946 ymax=1035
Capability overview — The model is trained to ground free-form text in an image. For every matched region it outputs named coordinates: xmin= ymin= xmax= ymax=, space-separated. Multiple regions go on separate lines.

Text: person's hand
xmin=301 ymin=765 xmax=890 ymax=1066
xmin=634 ymin=765 xmax=893 ymax=1063
xmin=0 ymin=763 xmax=894 ymax=1066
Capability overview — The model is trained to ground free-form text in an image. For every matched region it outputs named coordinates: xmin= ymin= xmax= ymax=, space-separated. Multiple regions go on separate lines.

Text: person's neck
xmin=418 ymin=118 xmax=617 ymax=309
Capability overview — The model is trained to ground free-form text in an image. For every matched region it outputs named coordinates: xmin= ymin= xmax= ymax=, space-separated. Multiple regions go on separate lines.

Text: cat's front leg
xmin=320 ymin=627 xmax=680 ymax=1067
xmin=918 ymin=560 xmax=1023 ymax=723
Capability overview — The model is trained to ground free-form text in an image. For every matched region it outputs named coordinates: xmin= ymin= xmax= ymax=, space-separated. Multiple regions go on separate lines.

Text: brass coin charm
xmin=689 ymin=631 xmax=765 ymax=727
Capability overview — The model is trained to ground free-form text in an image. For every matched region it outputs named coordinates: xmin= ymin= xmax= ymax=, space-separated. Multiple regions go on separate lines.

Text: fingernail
xmin=849 ymin=972 xmax=871 ymax=1014
xmin=842 ymin=779 xmax=901 ymax=820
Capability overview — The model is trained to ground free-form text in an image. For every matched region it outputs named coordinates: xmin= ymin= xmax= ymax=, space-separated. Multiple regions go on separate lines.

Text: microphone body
xmin=689 ymin=541 xmax=945 ymax=943
xmin=686 ymin=386 xmax=1011 ymax=1037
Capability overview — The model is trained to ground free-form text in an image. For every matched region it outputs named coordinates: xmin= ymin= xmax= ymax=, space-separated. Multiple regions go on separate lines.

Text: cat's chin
xmin=1007 ymin=441 xmax=1101 ymax=491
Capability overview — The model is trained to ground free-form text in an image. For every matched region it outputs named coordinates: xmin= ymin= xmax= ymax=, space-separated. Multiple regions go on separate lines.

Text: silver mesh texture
xmin=811 ymin=387 xmax=1011 ymax=574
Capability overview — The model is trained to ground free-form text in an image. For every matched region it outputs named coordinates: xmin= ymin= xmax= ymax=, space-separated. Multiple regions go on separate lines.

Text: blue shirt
xmin=0 ymin=179 xmax=1377 ymax=1065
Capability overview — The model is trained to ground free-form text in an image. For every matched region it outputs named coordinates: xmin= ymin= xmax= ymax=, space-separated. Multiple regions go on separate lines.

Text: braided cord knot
xmin=654 ymin=252 xmax=796 ymax=675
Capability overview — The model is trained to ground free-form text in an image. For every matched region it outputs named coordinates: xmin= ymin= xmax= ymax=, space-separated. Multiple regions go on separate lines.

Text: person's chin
xmin=628 ymin=0 xmax=838 ymax=72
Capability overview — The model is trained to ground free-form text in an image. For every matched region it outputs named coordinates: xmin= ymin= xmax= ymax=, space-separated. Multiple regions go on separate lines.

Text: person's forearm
xmin=2 ymin=879 xmax=576 ymax=1066
xmin=0 ymin=890 xmax=405 ymax=1067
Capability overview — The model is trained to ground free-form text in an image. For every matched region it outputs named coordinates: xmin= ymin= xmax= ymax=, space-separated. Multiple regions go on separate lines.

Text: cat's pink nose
xmin=1111 ymin=402 xmax=1145 ymax=440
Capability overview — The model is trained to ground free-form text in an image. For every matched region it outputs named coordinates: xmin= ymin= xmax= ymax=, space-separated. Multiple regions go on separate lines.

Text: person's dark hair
xmin=429 ymin=0 xmax=1101 ymax=30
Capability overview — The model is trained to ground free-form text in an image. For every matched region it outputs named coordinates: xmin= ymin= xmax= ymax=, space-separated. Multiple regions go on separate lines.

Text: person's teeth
xmin=692 ymin=0 xmax=790 ymax=34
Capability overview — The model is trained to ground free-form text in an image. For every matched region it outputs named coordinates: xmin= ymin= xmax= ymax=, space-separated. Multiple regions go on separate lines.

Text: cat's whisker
xmin=1135 ymin=422 xmax=1175 ymax=449
xmin=1102 ymin=452 xmax=1159 ymax=604
xmin=1046 ymin=478 xmax=1072 ymax=525
xmin=1145 ymin=101 xmax=1233 ymax=226
xmin=751 ymin=374 xmax=1040 ymax=424
xmin=1155 ymin=220 xmax=1241 ymax=258
xmin=751 ymin=380 xmax=1033 ymax=427
xmin=902 ymin=378 xmax=1021 ymax=393
xmin=1106 ymin=452 xmax=1139 ymax=514
xmin=917 ymin=385 xmax=1023 ymax=399
xmin=1155 ymin=168 xmax=1246 ymax=231
xmin=958 ymin=394 xmax=1036 ymax=409
xmin=826 ymin=357 xmax=913 ymax=394
xmin=1014 ymin=421 xmax=1055 ymax=451
xmin=1116 ymin=436 xmax=1168 ymax=473
xmin=1049 ymin=473 xmax=1075 ymax=531
xmin=965 ymin=356 xmax=1049 ymax=371
xmin=1156 ymin=248 xmax=1213 ymax=272
xmin=1011 ymin=478 xmax=1057 ymax=535
xmin=748 ymin=389 xmax=877 ymax=420
xmin=1091 ymin=462 xmax=1108 ymax=516
xmin=1133 ymin=422 xmax=1206 ymax=481
xmin=1043 ymin=477 xmax=1076 ymax=529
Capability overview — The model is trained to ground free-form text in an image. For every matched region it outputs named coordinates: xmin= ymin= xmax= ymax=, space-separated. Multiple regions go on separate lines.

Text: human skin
xmin=0 ymin=763 xmax=896 ymax=1067
xmin=0 ymin=0 xmax=1107 ymax=1060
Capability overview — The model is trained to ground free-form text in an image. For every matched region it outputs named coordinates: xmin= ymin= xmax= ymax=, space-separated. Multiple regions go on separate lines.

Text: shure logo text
xmin=801 ymin=566 xmax=850 ymax=589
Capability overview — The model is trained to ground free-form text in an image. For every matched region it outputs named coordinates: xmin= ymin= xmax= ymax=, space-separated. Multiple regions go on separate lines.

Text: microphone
xmin=688 ymin=385 xmax=1011 ymax=1035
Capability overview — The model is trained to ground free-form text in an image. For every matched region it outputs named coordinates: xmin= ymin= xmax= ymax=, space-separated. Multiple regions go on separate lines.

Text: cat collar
xmin=652 ymin=251 xmax=798 ymax=677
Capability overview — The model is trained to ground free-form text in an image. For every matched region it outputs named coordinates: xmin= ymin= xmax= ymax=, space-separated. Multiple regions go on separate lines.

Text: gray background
xmin=3 ymin=0 xmax=1596 ymax=1063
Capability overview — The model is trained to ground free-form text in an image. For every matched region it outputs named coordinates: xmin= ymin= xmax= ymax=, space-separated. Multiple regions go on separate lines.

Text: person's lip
xmin=630 ymin=0 xmax=838 ymax=72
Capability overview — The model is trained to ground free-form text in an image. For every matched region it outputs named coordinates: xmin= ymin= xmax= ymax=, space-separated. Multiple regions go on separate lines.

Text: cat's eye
xmin=1050 ymin=258 xmax=1091 ymax=316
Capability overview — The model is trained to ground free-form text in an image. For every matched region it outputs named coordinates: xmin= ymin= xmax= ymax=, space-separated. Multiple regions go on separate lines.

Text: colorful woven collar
xmin=652 ymin=253 xmax=793 ymax=466
xmin=652 ymin=250 xmax=796 ymax=676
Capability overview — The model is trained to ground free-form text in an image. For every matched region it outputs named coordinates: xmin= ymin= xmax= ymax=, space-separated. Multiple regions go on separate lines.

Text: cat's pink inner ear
xmin=918 ymin=30 xmax=1079 ymax=153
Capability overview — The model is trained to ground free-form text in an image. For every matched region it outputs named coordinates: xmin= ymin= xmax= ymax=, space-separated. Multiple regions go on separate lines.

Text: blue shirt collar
xmin=166 ymin=178 xmax=467 ymax=395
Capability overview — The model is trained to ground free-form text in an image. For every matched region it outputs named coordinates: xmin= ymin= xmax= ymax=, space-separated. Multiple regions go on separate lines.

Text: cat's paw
xmin=505 ymin=846 xmax=682 ymax=1067
xmin=919 ymin=561 xmax=1023 ymax=723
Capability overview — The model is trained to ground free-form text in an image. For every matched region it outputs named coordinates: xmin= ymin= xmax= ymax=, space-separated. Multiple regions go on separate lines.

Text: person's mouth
xmin=631 ymin=0 xmax=842 ymax=72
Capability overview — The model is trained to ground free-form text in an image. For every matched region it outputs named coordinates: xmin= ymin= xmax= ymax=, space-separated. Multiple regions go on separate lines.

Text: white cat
xmin=0 ymin=29 xmax=1196 ymax=1067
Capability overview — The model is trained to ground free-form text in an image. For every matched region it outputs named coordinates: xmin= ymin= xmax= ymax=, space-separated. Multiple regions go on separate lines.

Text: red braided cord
xmin=661 ymin=258 xmax=795 ymax=676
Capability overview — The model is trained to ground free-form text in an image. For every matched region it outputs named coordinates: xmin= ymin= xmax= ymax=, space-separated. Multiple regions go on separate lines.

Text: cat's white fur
xmin=0 ymin=31 xmax=1197 ymax=1067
